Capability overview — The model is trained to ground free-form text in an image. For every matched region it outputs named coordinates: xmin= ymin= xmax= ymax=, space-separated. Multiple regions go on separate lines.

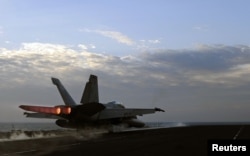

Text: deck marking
xmin=233 ymin=126 xmax=244 ymax=140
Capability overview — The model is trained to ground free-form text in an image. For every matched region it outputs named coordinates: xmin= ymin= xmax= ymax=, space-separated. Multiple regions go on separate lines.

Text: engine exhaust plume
xmin=19 ymin=105 xmax=61 ymax=115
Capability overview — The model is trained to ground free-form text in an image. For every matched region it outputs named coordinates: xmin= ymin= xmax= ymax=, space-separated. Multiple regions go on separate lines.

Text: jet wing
xmin=96 ymin=108 xmax=164 ymax=120
xmin=23 ymin=112 xmax=65 ymax=120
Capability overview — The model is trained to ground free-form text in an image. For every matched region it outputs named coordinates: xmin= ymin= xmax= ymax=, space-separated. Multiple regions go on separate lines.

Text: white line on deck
xmin=233 ymin=126 xmax=244 ymax=140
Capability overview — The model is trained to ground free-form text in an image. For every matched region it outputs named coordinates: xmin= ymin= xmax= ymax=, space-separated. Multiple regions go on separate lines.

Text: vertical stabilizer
xmin=51 ymin=78 xmax=76 ymax=106
xmin=80 ymin=75 xmax=99 ymax=104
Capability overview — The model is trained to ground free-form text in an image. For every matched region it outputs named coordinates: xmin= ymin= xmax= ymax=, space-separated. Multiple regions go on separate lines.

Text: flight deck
xmin=1 ymin=125 xmax=250 ymax=156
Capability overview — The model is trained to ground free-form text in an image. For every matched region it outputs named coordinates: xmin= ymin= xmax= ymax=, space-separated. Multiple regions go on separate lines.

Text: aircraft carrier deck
xmin=1 ymin=125 xmax=250 ymax=156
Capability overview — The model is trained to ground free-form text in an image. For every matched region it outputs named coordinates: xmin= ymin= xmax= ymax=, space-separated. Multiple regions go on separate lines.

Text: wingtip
xmin=155 ymin=107 xmax=165 ymax=112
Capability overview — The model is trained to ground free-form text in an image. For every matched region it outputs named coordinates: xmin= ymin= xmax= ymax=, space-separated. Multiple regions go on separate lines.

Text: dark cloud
xmin=141 ymin=45 xmax=250 ymax=72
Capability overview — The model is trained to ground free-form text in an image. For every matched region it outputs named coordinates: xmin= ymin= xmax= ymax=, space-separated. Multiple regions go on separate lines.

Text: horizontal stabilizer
xmin=24 ymin=112 xmax=65 ymax=120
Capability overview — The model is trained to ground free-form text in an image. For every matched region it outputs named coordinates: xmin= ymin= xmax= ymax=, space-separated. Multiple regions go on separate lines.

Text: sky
xmin=1 ymin=0 xmax=250 ymax=122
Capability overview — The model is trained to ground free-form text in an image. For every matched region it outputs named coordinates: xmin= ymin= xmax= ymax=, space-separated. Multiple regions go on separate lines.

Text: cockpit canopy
xmin=105 ymin=101 xmax=125 ymax=109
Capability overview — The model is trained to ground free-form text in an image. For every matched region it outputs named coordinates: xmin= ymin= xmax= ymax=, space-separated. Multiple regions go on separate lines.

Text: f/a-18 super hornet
xmin=19 ymin=75 xmax=164 ymax=129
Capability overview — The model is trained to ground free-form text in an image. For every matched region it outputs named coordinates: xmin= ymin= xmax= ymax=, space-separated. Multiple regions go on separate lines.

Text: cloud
xmin=137 ymin=39 xmax=162 ymax=51
xmin=148 ymin=40 xmax=161 ymax=44
xmin=1 ymin=43 xmax=250 ymax=122
xmin=140 ymin=39 xmax=161 ymax=44
xmin=83 ymin=29 xmax=134 ymax=46
xmin=78 ymin=44 xmax=96 ymax=50
xmin=193 ymin=25 xmax=209 ymax=31
xmin=1 ymin=43 xmax=250 ymax=88
xmin=81 ymin=28 xmax=162 ymax=50
xmin=89 ymin=44 xmax=96 ymax=49
xmin=140 ymin=44 xmax=250 ymax=86
xmin=78 ymin=44 xmax=88 ymax=50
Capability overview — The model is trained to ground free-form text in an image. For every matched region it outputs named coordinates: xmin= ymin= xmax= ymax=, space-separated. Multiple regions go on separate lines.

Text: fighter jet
xmin=19 ymin=75 xmax=164 ymax=129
